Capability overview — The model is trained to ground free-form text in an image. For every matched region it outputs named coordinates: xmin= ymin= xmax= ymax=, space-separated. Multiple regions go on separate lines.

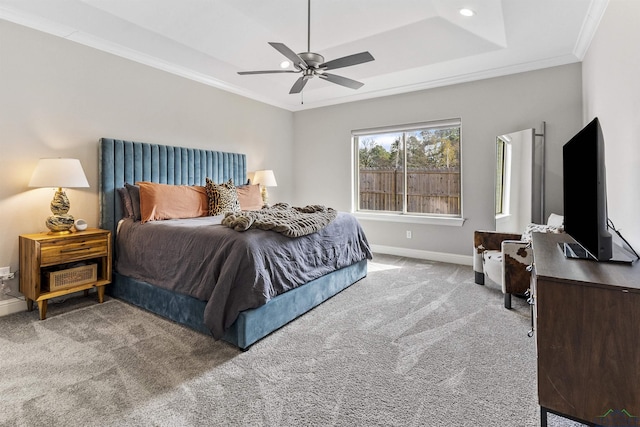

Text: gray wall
xmin=582 ymin=0 xmax=640 ymax=252
xmin=0 ymin=20 xmax=294 ymax=293
xmin=292 ymin=65 xmax=583 ymax=259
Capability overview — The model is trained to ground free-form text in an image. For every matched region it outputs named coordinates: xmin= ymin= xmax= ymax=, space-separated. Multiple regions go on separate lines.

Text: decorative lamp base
xmin=46 ymin=214 xmax=75 ymax=234
xmin=51 ymin=188 xmax=70 ymax=215
xmin=45 ymin=188 xmax=74 ymax=234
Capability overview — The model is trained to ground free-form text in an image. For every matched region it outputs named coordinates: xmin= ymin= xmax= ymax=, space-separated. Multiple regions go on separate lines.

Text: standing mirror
xmin=495 ymin=125 xmax=545 ymax=233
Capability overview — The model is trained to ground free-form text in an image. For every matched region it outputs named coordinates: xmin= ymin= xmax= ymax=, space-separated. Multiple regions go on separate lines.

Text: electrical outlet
xmin=0 ymin=267 xmax=10 ymax=277
xmin=406 ymin=231 xmax=412 ymax=239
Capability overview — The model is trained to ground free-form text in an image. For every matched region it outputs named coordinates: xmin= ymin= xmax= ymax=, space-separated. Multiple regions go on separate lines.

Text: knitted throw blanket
xmin=222 ymin=203 xmax=337 ymax=237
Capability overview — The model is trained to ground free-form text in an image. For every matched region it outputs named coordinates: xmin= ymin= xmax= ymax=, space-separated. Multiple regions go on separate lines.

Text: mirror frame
xmin=495 ymin=124 xmax=545 ymax=233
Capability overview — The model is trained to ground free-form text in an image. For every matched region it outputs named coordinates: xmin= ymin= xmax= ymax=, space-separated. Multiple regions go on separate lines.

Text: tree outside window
xmin=354 ymin=119 xmax=461 ymax=216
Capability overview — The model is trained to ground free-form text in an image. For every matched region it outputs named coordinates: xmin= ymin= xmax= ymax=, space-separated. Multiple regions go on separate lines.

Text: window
xmin=354 ymin=119 xmax=461 ymax=218
xmin=495 ymin=135 xmax=511 ymax=217
xmin=495 ymin=137 xmax=506 ymax=215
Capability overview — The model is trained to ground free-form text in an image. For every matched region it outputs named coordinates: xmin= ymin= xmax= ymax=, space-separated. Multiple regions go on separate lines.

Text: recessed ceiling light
xmin=459 ymin=8 xmax=475 ymax=17
xmin=280 ymin=60 xmax=290 ymax=69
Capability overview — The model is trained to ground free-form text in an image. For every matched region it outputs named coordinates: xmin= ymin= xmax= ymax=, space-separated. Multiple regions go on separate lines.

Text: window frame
xmin=352 ymin=119 xmax=465 ymax=227
xmin=495 ymin=135 xmax=512 ymax=220
xmin=495 ymin=136 xmax=506 ymax=215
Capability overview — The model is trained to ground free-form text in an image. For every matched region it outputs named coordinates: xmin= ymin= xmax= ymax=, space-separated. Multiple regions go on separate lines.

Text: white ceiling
xmin=0 ymin=0 xmax=608 ymax=111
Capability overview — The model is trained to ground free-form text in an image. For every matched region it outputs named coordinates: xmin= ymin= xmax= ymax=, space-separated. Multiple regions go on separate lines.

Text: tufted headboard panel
xmin=99 ymin=138 xmax=247 ymax=239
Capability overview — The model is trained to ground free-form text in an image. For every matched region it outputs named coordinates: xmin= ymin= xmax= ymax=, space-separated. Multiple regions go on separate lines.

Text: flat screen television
xmin=562 ymin=117 xmax=634 ymax=263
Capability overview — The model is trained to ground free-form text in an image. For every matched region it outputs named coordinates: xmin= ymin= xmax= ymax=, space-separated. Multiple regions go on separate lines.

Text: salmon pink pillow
xmin=137 ymin=182 xmax=208 ymax=223
xmin=237 ymin=184 xmax=263 ymax=210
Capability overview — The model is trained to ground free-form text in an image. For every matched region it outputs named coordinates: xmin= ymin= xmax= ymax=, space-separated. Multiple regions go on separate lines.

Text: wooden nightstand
xmin=19 ymin=228 xmax=112 ymax=319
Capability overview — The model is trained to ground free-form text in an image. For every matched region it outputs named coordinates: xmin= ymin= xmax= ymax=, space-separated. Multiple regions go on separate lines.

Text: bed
xmin=99 ymin=138 xmax=371 ymax=349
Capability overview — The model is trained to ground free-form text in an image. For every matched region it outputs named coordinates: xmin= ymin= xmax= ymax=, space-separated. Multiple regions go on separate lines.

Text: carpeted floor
xmin=0 ymin=255 xmax=581 ymax=426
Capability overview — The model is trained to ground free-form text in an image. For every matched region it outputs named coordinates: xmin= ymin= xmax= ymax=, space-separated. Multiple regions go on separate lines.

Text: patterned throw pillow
xmin=205 ymin=177 xmax=241 ymax=215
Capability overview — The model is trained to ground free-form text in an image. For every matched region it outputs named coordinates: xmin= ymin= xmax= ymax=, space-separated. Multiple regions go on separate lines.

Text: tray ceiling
xmin=0 ymin=0 xmax=607 ymax=111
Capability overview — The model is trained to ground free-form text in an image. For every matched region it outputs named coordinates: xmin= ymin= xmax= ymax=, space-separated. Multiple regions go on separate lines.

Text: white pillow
xmin=547 ymin=213 xmax=564 ymax=228
xmin=521 ymin=219 xmax=564 ymax=242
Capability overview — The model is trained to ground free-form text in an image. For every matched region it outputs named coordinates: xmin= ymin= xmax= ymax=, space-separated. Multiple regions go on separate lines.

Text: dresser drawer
xmin=40 ymin=235 xmax=108 ymax=266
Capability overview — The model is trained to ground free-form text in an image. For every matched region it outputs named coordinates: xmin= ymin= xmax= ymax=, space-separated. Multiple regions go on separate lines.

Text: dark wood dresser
xmin=531 ymin=232 xmax=640 ymax=427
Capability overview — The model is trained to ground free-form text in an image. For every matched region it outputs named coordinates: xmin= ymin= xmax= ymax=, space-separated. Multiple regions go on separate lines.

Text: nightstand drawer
xmin=40 ymin=235 xmax=108 ymax=266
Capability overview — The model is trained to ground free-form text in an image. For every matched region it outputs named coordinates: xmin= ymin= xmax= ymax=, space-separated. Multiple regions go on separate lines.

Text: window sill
xmin=354 ymin=212 xmax=466 ymax=227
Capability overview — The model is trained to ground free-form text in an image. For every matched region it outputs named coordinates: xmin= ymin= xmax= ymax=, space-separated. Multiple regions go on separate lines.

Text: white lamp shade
xmin=253 ymin=170 xmax=277 ymax=187
xmin=29 ymin=158 xmax=89 ymax=188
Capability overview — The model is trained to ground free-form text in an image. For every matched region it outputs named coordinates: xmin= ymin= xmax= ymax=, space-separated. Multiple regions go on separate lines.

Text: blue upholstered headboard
xmin=99 ymin=138 xmax=247 ymax=238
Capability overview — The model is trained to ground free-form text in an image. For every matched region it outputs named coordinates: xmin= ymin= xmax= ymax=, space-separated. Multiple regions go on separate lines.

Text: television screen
xmin=562 ymin=117 xmax=613 ymax=261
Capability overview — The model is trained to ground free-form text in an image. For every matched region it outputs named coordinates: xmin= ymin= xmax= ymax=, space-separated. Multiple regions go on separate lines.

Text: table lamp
xmin=29 ymin=158 xmax=89 ymax=234
xmin=252 ymin=169 xmax=277 ymax=206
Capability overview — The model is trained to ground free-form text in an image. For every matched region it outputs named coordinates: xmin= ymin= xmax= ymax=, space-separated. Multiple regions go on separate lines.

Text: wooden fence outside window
xmin=358 ymin=168 xmax=461 ymax=215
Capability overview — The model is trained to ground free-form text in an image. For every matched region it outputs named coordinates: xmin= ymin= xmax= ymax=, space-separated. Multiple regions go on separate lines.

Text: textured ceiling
xmin=0 ymin=0 xmax=608 ymax=111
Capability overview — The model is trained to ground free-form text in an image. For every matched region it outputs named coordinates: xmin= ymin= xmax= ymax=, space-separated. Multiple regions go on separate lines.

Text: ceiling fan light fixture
xmin=280 ymin=60 xmax=291 ymax=69
xmin=459 ymin=8 xmax=475 ymax=17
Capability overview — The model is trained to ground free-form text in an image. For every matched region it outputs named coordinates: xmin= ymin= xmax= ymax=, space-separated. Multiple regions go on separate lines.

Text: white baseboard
xmin=0 ymin=297 xmax=25 ymax=317
xmin=0 ymin=290 xmax=97 ymax=318
xmin=370 ymin=244 xmax=473 ymax=266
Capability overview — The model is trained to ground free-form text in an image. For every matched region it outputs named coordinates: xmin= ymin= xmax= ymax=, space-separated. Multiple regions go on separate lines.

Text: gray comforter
xmin=115 ymin=212 xmax=372 ymax=338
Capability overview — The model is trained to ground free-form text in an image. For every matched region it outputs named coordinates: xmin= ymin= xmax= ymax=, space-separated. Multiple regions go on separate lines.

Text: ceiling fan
xmin=237 ymin=0 xmax=375 ymax=94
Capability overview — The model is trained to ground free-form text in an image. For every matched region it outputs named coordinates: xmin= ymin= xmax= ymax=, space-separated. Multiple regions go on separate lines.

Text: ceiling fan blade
xmin=319 ymin=73 xmax=364 ymax=90
xmin=320 ymin=52 xmax=374 ymax=71
xmin=238 ymin=70 xmax=299 ymax=75
xmin=289 ymin=76 xmax=310 ymax=94
xmin=269 ymin=42 xmax=308 ymax=70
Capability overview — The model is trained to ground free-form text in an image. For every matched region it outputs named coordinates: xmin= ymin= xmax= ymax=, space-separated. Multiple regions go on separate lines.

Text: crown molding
xmin=1 ymin=2 xmax=603 ymax=113
xmin=573 ymin=0 xmax=609 ymax=60
xmin=290 ymin=54 xmax=582 ymax=111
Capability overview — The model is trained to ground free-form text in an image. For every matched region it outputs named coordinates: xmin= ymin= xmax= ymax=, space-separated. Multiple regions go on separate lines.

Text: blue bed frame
xmin=99 ymin=138 xmax=367 ymax=349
